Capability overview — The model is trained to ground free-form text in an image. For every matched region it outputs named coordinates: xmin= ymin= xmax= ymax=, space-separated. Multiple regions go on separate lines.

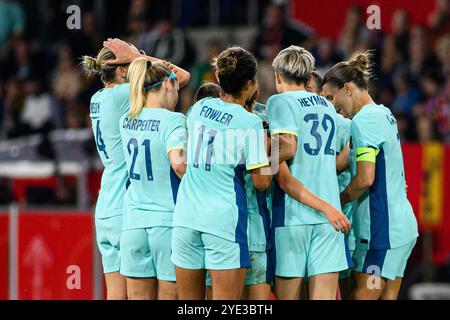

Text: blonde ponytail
xmin=128 ymin=57 xmax=149 ymax=118
xmin=127 ymin=58 xmax=173 ymax=118
xmin=81 ymin=56 xmax=101 ymax=77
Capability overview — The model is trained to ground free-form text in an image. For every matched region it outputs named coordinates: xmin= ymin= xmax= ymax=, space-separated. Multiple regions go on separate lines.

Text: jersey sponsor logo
xmin=199 ymin=105 xmax=234 ymax=126
xmin=122 ymin=117 xmax=160 ymax=132
xmin=90 ymin=102 xmax=100 ymax=115
xmin=297 ymin=95 xmax=328 ymax=108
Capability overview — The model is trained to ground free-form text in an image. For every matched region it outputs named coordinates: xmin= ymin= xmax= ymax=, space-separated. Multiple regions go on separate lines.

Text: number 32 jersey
xmin=267 ymin=91 xmax=341 ymax=227
xmin=89 ymin=84 xmax=130 ymax=219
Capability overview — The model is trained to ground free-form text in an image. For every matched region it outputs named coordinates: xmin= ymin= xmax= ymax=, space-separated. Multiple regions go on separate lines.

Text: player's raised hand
xmin=323 ymin=207 xmax=351 ymax=234
xmin=103 ymin=38 xmax=141 ymax=65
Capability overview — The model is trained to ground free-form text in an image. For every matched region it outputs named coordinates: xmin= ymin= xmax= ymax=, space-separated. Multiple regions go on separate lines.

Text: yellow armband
xmin=356 ymin=147 xmax=379 ymax=163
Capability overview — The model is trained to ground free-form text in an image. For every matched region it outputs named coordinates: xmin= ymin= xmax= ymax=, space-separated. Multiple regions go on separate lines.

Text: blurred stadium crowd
xmin=0 ymin=0 xmax=449 ymax=145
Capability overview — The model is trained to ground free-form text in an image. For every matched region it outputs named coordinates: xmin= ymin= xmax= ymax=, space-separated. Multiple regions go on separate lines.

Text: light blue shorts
xmin=120 ymin=227 xmax=176 ymax=281
xmin=274 ymin=224 xmax=352 ymax=278
xmin=171 ymin=227 xmax=250 ymax=270
xmin=352 ymin=239 xmax=417 ymax=281
xmin=95 ymin=215 xmax=123 ymax=274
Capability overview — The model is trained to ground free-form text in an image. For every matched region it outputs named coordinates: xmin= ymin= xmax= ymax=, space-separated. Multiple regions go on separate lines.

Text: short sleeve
xmin=351 ymin=113 xmax=385 ymax=162
xmin=266 ymin=95 xmax=298 ymax=137
xmin=166 ymin=113 xmax=187 ymax=153
xmin=113 ymin=83 xmax=131 ymax=115
xmin=351 ymin=114 xmax=385 ymax=150
xmin=244 ymin=117 xmax=269 ymax=171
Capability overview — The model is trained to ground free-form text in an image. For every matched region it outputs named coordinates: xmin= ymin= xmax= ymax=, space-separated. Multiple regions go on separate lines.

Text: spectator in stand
xmin=20 ymin=77 xmax=57 ymax=135
xmin=2 ymin=77 xmax=25 ymax=138
xmin=256 ymin=43 xmax=280 ymax=103
xmin=0 ymin=80 xmax=4 ymax=137
xmin=337 ymin=5 xmax=369 ymax=59
xmin=435 ymin=34 xmax=450 ymax=75
xmin=428 ymin=0 xmax=450 ymax=38
xmin=52 ymin=46 xmax=83 ymax=103
xmin=138 ymin=18 xmax=196 ymax=69
xmin=189 ymin=39 xmax=222 ymax=90
xmin=253 ymin=3 xmax=314 ymax=60
xmin=415 ymin=68 xmax=448 ymax=141
xmin=378 ymin=37 xmax=402 ymax=106
xmin=5 ymin=39 xmax=44 ymax=82
xmin=407 ymin=25 xmax=441 ymax=85
xmin=126 ymin=0 xmax=150 ymax=45
xmin=391 ymin=10 xmax=411 ymax=61
xmin=416 ymin=114 xmax=441 ymax=142
xmin=69 ymin=11 xmax=104 ymax=59
xmin=392 ymin=67 xmax=422 ymax=116
xmin=313 ymin=37 xmax=341 ymax=76
xmin=0 ymin=0 xmax=25 ymax=59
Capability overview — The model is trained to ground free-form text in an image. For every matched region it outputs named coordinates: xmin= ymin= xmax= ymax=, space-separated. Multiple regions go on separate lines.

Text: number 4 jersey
xmin=119 ymin=108 xmax=187 ymax=230
xmin=267 ymin=91 xmax=341 ymax=227
xmin=89 ymin=84 xmax=130 ymax=219
xmin=173 ymin=97 xmax=269 ymax=245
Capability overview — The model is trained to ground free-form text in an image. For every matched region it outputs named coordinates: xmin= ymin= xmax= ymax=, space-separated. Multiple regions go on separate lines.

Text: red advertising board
xmin=292 ymin=0 xmax=435 ymax=41
xmin=18 ymin=212 xmax=94 ymax=300
xmin=0 ymin=213 xmax=8 ymax=300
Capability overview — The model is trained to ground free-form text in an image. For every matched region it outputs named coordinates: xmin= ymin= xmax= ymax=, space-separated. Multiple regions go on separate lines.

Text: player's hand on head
xmin=103 ymin=38 xmax=141 ymax=65
xmin=324 ymin=207 xmax=351 ymax=234
xmin=163 ymin=60 xmax=179 ymax=74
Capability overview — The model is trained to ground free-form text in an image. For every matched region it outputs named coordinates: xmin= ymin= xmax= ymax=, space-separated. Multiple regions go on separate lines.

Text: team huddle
xmin=82 ymin=38 xmax=418 ymax=300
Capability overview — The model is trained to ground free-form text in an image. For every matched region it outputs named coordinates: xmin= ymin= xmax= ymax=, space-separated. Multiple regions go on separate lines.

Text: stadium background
xmin=0 ymin=0 xmax=449 ymax=300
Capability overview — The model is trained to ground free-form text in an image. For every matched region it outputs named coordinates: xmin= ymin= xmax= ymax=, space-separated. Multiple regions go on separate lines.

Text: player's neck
xmin=221 ymin=94 xmax=246 ymax=107
xmin=282 ymin=83 xmax=306 ymax=92
xmin=354 ymin=91 xmax=375 ymax=114
xmin=144 ymin=95 xmax=164 ymax=109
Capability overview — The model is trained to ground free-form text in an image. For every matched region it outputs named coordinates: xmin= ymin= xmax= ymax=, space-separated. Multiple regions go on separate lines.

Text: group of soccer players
xmin=82 ymin=37 xmax=418 ymax=300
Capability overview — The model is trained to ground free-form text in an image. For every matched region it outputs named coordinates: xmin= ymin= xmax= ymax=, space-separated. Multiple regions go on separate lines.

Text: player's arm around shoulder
xmin=266 ymin=94 xmax=298 ymax=162
xmin=245 ymin=113 xmax=272 ymax=191
xmin=167 ymin=112 xmax=188 ymax=179
xmin=341 ymin=114 xmax=379 ymax=206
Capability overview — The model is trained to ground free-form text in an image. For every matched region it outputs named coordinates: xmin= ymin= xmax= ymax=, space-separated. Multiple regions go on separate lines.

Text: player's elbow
xmin=252 ymin=175 xmax=272 ymax=191
xmin=359 ymin=173 xmax=375 ymax=189
xmin=180 ymin=72 xmax=191 ymax=88
xmin=171 ymin=163 xmax=186 ymax=179
xmin=285 ymin=146 xmax=297 ymax=161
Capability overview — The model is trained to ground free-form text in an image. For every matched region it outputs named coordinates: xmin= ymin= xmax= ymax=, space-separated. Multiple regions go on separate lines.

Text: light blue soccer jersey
xmin=336 ymin=114 xmax=356 ymax=251
xmin=351 ymin=104 xmax=418 ymax=250
xmin=336 ymin=114 xmax=352 ymax=218
xmin=173 ymin=97 xmax=269 ymax=245
xmin=89 ymin=83 xmax=130 ymax=219
xmin=119 ymin=108 xmax=187 ymax=230
xmin=245 ymin=173 xmax=271 ymax=252
xmin=267 ymin=91 xmax=341 ymax=227
xmin=246 ymin=105 xmax=271 ymax=252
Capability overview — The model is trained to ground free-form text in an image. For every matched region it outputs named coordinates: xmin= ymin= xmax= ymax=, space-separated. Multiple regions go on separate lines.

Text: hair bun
xmin=217 ymin=55 xmax=238 ymax=76
xmin=82 ymin=56 xmax=102 ymax=76
xmin=349 ymin=51 xmax=373 ymax=76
